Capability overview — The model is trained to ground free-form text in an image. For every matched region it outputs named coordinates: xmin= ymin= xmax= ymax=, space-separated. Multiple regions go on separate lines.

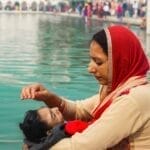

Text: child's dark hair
xmin=19 ymin=110 xmax=49 ymax=143
xmin=92 ymin=29 xmax=108 ymax=55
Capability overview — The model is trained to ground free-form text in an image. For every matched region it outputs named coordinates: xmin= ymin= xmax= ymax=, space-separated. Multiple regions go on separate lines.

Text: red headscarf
xmin=106 ymin=25 xmax=149 ymax=92
xmin=92 ymin=25 xmax=149 ymax=149
xmin=65 ymin=26 xmax=150 ymax=140
xmin=93 ymin=25 xmax=149 ymax=119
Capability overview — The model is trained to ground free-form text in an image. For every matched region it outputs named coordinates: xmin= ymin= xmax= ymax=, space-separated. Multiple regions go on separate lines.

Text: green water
xmin=0 ymin=13 xmax=147 ymax=149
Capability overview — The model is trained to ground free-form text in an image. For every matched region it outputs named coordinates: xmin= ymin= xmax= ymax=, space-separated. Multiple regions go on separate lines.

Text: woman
xmin=21 ymin=25 xmax=150 ymax=149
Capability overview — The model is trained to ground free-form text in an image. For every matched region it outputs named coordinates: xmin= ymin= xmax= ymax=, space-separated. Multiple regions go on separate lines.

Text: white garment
xmin=51 ymin=84 xmax=150 ymax=150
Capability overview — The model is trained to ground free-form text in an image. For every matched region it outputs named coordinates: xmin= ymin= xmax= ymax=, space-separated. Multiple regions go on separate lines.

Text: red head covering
xmin=106 ymin=25 xmax=149 ymax=92
xmin=65 ymin=26 xmax=150 ymax=139
xmin=93 ymin=25 xmax=149 ymax=119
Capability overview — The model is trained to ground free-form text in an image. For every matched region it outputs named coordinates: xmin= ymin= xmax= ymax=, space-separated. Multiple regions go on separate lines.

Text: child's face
xmin=37 ymin=107 xmax=64 ymax=128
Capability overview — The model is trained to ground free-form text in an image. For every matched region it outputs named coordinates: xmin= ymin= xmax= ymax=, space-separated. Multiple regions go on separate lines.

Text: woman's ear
xmin=46 ymin=130 xmax=52 ymax=136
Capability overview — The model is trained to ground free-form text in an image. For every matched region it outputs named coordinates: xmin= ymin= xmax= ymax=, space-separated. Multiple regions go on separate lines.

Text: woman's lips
xmin=95 ymin=76 xmax=102 ymax=80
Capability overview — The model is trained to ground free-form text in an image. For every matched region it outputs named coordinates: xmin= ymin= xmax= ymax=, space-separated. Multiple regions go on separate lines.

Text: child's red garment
xmin=65 ymin=120 xmax=89 ymax=136
xmin=64 ymin=87 xmax=133 ymax=136
xmin=64 ymin=97 xmax=113 ymax=136
xmin=64 ymin=92 xmax=115 ymax=136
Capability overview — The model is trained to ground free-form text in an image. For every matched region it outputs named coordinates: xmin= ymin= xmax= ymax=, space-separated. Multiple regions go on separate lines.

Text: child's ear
xmin=46 ymin=130 xmax=52 ymax=136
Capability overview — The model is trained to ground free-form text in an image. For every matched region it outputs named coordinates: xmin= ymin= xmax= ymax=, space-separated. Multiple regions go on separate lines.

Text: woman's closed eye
xmin=93 ymin=58 xmax=103 ymax=66
xmin=95 ymin=61 xmax=103 ymax=66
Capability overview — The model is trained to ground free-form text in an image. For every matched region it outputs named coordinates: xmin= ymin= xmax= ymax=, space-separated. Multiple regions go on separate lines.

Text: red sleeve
xmin=64 ymin=120 xmax=89 ymax=136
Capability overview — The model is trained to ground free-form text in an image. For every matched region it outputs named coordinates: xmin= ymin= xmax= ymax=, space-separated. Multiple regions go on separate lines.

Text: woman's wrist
xmin=43 ymin=92 xmax=65 ymax=112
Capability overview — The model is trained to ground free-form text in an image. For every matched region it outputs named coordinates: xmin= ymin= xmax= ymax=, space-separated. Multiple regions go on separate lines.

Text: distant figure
xmin=140 ymin=17 xmax=146 ymax=29
xmin=39 ymin=1 xmax=45 ymax=11
xmin=116 ymin=3 xmax=123 ymax=22
xmin=30 ymin=1 xmax=37 ymax=11
xmin=103 ymin=2 xmax=110 ymax=19
xmin=133 ymin=1 xmax=138 ymax=18
xmin=5 ymin=1 xmax=13 ymax=10
xmin=21 ymin=1 xmax=28 ymax=11
xmin=82 ymin=3 xmax=92 ymax=24
xmin=14 ymin=2 xmax=20 ymax=11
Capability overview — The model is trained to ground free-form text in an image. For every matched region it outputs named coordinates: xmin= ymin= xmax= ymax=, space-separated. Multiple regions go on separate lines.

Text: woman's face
xmin=37 ymin=107 xmax=64 ymax=128
xmin=88 ymin=40 xmax=108 ymax=85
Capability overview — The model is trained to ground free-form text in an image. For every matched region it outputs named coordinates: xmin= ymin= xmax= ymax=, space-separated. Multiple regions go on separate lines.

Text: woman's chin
xmin=97 ymin=79 xmax=107 ymax=85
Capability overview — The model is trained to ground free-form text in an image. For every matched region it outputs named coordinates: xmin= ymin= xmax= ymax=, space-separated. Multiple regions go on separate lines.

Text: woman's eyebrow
xmin=92 ymin=57 xmax=102 ymax=61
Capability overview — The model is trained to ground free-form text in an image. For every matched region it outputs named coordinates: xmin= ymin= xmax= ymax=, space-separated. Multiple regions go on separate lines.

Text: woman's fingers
xmin=20 ymin=84 xmax=46 ymax=100
xmin=20 ymin=87 xmax=26 ymax=99
xmin=21 ymin=86 xmax=36 ymax=99
xmin=30 ymin=87 xmax=36 ymax=99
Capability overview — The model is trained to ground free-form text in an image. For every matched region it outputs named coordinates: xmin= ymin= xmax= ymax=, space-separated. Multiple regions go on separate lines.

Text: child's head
xmin=19 ymin=107 xmax=64 ymax=143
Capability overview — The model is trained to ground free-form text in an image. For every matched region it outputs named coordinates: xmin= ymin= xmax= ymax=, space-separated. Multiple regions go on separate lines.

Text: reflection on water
xmin=0 ymin=13 xmax=149 ymax=150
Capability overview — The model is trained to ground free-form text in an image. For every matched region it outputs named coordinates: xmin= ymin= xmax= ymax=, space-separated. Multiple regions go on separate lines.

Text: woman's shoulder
xmin=130 ymin=83 xmax=150 ymax=99
xmin=114 ymin=83 xmax=150 ymax=115
xmin=129 ymin=83 xmax=150 ymax=114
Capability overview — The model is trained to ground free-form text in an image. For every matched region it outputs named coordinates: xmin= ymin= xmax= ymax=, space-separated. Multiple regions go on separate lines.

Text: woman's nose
xmin=88 ymin=61 xmax=96 ymax=73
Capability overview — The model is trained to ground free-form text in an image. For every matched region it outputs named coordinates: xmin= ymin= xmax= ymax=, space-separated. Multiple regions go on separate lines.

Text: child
xmin=20 ymin=107 xmax=88 ymax=150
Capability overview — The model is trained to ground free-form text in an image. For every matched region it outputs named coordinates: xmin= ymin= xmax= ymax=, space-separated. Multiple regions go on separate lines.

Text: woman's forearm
xmin=43 ymin=92 xmax=65 ymax=112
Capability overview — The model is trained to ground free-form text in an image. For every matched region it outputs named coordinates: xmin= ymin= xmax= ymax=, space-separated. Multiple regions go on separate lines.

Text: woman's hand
xmin=20 ymin=83 xmax=63 ymax=109
xmin=20 ymin=83 xmax=50 ymax=101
